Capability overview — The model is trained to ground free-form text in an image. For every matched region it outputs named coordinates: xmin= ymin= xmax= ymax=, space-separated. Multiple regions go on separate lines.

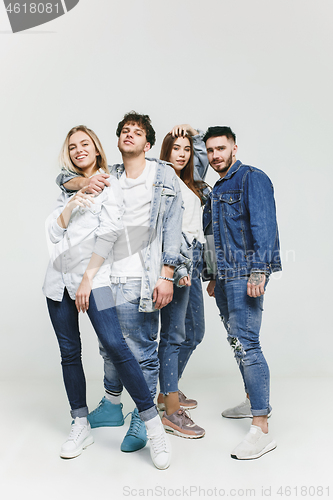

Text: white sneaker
xmin=60 ymin=417 xmax=94 ymax=459
xmin=231 ymin=425 xmax=277 ymax=460
xmin=146 ymin=420 xmax=171 ymax=470
xmin=222 ymin=398 xmax=272 ymax=419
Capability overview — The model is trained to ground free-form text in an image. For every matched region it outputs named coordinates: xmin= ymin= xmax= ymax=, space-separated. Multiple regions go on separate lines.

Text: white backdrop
xmin=0 ymin=0 xmax=332 ymax=385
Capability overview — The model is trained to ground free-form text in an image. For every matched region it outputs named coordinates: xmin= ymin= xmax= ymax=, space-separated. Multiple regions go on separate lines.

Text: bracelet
xmin=159 ymin=275 xmax=174 ymax=282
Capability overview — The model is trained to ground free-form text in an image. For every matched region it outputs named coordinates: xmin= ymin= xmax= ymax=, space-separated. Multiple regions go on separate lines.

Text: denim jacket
xmin=192 ymin=130 xmax=210 ymax=203
xmin=57 ymin=159 xmax=186 ymax=312
xmin=203 ymin=160 xmax=282 ymax=279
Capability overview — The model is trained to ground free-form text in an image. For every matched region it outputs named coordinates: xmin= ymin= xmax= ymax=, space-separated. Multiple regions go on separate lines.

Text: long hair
xmin=59 ymin=125 xmax=109 ymax=176
xmin=160 ymin=133 xmax=206 ymax=202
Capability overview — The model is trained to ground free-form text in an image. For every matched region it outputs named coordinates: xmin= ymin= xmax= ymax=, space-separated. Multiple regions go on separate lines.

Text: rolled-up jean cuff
xmin=139 ymin=405 xmax=158 ymax=422
xmin=251 ymin=404 xmax=272 ymax=417
xmin=71 ymin=406 xmax=89 ymax=419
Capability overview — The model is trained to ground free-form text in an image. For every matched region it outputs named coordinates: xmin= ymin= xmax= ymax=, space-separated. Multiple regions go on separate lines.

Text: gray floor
xmin=0 ymin=376 xmax=331 ymax=500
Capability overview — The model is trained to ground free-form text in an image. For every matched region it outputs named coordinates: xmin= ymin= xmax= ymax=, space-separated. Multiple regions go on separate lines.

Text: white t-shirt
xmin=111 ymin=160 xmax=156 ymax=277
xmin=177 ymin=177 xmax=205 ymax=244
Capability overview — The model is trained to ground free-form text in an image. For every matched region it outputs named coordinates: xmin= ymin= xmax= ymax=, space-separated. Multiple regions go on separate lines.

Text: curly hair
xmin=116 ymin=111 xmax=156 ymax=147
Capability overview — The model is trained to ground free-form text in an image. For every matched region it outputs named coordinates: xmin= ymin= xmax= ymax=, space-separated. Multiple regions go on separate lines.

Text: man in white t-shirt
xmin=57 ymin=112 xmax=184 ymax=454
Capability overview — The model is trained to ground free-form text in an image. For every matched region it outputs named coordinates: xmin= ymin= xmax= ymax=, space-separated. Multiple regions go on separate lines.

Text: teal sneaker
xmin=87 ymin=397 xmax=124 ymax=428
xmin=121 ymin=408 xmax=147 ymax=452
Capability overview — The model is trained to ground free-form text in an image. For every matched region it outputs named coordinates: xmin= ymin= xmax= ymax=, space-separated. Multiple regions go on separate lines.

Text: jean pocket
xmin=120 ymin=281 xmax=141 ymax=305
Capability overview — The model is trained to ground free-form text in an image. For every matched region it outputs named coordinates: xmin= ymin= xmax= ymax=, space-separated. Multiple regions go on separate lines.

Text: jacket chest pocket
xmin=161 ymin=187 xmax=176 ymax=198
xmin=219 ymin=192 xmax=242 ymax=218
xmin=160 ymin=187 xmax=176 ymax=213
xmin=76 ymin=202 xmax=102 ymax=227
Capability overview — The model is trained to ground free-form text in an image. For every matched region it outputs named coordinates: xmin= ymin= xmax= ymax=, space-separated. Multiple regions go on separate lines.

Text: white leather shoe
xmin=60 ymin=417 xmax=94 ymax=459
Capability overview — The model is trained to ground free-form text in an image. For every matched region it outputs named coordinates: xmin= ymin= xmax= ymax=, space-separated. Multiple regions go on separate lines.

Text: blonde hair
xmin=59 ymin=125 xmax=109 ymax=176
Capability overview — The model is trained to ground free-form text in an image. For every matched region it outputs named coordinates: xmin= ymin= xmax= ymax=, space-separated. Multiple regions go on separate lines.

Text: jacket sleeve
xmin=161 ymin=171 xmax=184 ymax=267
xmin=55 ymin=169 xmax=81 ymax=193
xmin=47 ymin=192 xmax=68 ymax=244
xmin=244 ymin=170 xmax=280 ymax=274
xmin=202 ymin=196 xmax=217 ymax=281
xmin=192 ymin=130 xmax=209 ymax=181
xmin=93 ymin=179 xmax=124 ymax=259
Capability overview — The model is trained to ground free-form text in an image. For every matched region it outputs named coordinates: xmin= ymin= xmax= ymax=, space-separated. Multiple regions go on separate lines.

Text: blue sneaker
xmin=121 ymin=408 xmax=147 ymax=452
xmin=87 ymin=397 xmax=124 ymax=428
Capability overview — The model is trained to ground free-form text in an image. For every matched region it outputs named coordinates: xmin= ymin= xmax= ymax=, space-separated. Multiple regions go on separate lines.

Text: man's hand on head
xmin=247 ymin=273 xmax=266 ymax=297
xmin=86 ymin=174 xmax=110 ymax=195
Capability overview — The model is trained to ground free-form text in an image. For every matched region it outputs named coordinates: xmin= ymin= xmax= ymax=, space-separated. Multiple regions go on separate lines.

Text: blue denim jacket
xmin=203 ymin=160 xmax=282 ymax=279
xmin=111 ymin=160 xmax=188 ymax=310
xmin=57 ymin=159 xmax=186 ymax=312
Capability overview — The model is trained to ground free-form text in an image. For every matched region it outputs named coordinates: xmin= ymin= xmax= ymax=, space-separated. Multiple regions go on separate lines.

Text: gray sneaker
xmin=157 ymin=390 xmax=198 ymax=411
xmin=222 ymin=398 xmax=272 ymax=419
xmin=231 ymin=425 xmax=277 ymax=460
xmin=162 ymin=409 xmax=205 ymax=439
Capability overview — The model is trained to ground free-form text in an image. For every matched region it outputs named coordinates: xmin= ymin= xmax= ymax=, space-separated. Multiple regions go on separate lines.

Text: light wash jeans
xmin=99 ymin=279 xmax=159 ymax=399
xmin=214 ymin=277 xmax=272 ymax=416
xmin=47 ymin=287 xmax=157 ymax=421
xmin=159 ymin=284 xmax=189 ymax=394
xmin=178 ymin=240 xmax=205 ymax=379
xmin=159 ymin=240 xmax=205 ymax=394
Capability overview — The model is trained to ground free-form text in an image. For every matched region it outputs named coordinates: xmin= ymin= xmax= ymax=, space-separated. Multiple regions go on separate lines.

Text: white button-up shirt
xmin=43 ymin=175 xmax=124 ymax=301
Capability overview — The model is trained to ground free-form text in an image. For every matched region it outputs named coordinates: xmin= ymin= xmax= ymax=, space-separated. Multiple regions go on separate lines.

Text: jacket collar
xmin=110 ymin=157 xmax=168 ymax=177
xmin=216 ymin=160 xmax=242 ymax=183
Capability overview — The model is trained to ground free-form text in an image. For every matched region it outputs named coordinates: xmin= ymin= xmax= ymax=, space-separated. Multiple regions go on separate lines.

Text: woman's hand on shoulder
xmin=170 ymin=124 xmax=199 ymax=138
xmin=67 ymin=187 xmax=95 ymax=210
xmin=57 ymin=187 xmax=95 ymax=229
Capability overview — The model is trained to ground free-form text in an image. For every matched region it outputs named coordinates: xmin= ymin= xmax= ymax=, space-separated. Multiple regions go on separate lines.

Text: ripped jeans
xmin=214 ymin=277 xmax=271 ymax=416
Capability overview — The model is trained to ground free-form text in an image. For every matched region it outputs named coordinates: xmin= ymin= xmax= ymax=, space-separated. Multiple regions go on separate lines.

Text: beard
xmin=212 ymin=151 xmax=233 ymax=174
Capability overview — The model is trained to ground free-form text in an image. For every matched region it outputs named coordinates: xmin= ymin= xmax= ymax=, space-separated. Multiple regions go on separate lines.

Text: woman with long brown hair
xmin=157 ymin=124 xmax=209 ymax=439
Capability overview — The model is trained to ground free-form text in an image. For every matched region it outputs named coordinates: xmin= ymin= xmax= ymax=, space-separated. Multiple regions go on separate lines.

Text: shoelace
xmin=68 ymin=423 xmax=85 ymax=442
xmin=90 ymin=399 xmax=105 ymax=415
xmin=150 ymin=431 xmax=167 ymax=454
xmin=124 ymin=411 xmax=142 ymax=436
xmin=179 ymin=409 xmax=195 ymax=425
xmin=91 ymin=399 xmax=123 ymax=415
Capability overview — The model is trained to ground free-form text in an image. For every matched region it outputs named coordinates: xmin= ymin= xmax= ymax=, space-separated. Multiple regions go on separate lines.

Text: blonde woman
xmin=43 ymin=126 xmax=170 ymax=469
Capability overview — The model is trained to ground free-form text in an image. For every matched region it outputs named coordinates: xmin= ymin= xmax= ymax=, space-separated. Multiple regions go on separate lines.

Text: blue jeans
xmin=159 ymin=240 xmax=205 ymax=394
xmin=47 ymin=287 xmax=156 ymax=420
xmin=178 ymin=240 xmax=205 ymax=379
xmin=214 ymin=277 xmax=271 ymax=416
xmin=159 ymin=284 xmax=189 ymax=394
xmin=99 ymin=279 xmax=159 ymax=399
